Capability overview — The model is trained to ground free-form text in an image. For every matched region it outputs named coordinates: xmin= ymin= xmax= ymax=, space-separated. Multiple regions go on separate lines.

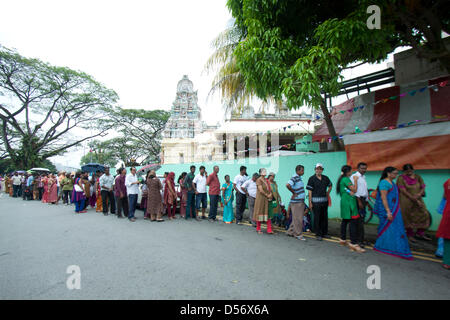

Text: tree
xmin=79 ymin=141 xmax=117 ymax=168
xmin=227 ymin=0 xmax=450 ymax=150
xmin=0 ymin=46 xmax=118 ymax=168
xmin=99 ymin=108 xmax=170 ymax=164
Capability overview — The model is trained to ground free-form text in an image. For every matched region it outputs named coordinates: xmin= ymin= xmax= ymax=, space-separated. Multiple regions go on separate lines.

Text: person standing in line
xmin=81 ymin=172 xmax=91 ymax=210
xmin=61 ymin=173 xmax=73 ymax=205
xmin=267 ymin=173 xmax=282 ymax=225
xmin=307 ymin=163 xmax=333 ymax=241
xmin=164 ymin=172 xmax=177 ymax=220
xmin=162 ymin=172 xmax=169 ymax=215
xmin=253 ymin=168 xmax=273 ymax=234
xmin=125 ymin=167 xmax=139 ymax=222
xmin=436 ymin=178 xmax=450 ymax=270
xmin=115 ymin=168 xmax=129 ymax=219
xmin=337 ymin=165 xmax=365 ymax=253
xmin=20 ymin=173 xmax=27 ymax=199
xmin=146 ymin=170 xmax=164 ymax=222
xmin=184 ymin=166 xmax=197 ymax=220
xmin=397 ymin=164 xmax=431 ymax=242
xmin=25 ymin=173 xmax=34 ymax=201
xmin=233 ymin=166 xmax=249 ymax=225
xmin=11 ymin=172 xmax=21 ymax=198
xmin=32 ymin=174 xmax=39 ymax=200
xmin=4 ymin=174 xmax=10 ymax=195
xmin=221 ymin=175 xmax=235 ymax=223
xmin=56 ymin=171 xmax=65 ymax=204
xmin=72 ymin=172 xmax=87 ymax=214
xmin=99 ymin=167 xmax=115 ymax=216
xmin=206 ymin=166 xmax=221 ymax=222
xmin=373 ymin=167 xmax=413 ymax=260
xmin=21 ymin=174 xmax=28 ymax=200
xmin=37 ymin=174 xmax=44 ymax=200
xmin=94 ymin=172 xmax=103 ymax=213
xmin=178 ymin=172 xmax=188 ymax=218
xmin=286 ymin=165 xmax=307 ymax=241
xmin=41 ymin=174 xmax=49 ymax=203
xmin=47 ymin=174 xmax=58 ymax=204
xmin=350 ymin=162 xmax=369 ymax=248
xmin=241 ymin=173 xmax=259 ymax=227
xmin=193 ymin=166 xmax=208 ymax=220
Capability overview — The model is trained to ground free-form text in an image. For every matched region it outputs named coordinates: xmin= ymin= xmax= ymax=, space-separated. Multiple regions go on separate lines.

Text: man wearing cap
xmin=306 ymin=163 xmax=333 ymax=241
xmin=233 ymin=166 xmax=249 ymax=225
xmin=286 ymin=165 xmax=306 ymax=240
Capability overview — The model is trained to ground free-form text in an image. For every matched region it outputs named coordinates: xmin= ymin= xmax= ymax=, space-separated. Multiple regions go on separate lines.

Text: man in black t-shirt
xmin=306 ymin=163 xmax=333 ymax=241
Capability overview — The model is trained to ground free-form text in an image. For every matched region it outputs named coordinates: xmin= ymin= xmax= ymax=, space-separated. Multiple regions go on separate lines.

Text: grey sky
xmin=0 ymin=0 xmax=400 ymax=168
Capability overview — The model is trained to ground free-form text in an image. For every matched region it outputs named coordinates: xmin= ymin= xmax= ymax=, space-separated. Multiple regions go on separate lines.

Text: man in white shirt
xmin=241 ymin=173 xmax=258 ymax=226
xmin=351 ymin=162 xmax=369 ymax=247
xmin=233 ymin=166 xmax=249 ymax=224
xmin=11 ymin=172 xmax=21 ymax=197
xmin=99 ymin=167 xmax=116 ymax=215
xmin=193 ymin=166 xmax=208 ymax=220
xmin=125 ymin=167 xmax=139 ymax=222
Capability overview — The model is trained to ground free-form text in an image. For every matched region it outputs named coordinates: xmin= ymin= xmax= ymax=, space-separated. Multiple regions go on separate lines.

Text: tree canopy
xmin=0 ymin=46 xmax=118 ymax=168
xmin=226 ymin=0 xmax=450 ymax=149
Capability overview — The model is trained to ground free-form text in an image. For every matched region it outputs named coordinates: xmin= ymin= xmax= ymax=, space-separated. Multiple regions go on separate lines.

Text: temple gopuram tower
xmin=161 ymin=75 xmax=221 ymax=164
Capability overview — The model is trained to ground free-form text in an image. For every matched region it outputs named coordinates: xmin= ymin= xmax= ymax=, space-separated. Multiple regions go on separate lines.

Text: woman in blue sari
xmin=373 ymin=167 xmax=413 ymax=260
xmin=221 ymin=175 xmax=234 ymax=224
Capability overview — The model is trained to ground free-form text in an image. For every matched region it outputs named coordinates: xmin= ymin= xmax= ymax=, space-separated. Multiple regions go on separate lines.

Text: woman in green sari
xmin=222 ymin=175 xmax=234 ymax=223
xmin=267 ymin=173 xmax=282 ymax=224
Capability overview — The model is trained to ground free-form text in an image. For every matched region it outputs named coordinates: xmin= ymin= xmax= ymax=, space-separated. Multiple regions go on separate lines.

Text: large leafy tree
xmin=227 ymin=0 xmax=450 ymax=150
xmin=99 ymin=108 xmax=170 ymax=164
xmin=0 ymin=46 xmax=118 ymax=168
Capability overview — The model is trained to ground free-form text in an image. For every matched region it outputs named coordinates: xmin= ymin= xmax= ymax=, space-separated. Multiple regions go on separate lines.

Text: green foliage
xmin=228 ymin=0 xmax=450 ymax=110
xmin=0 ymin=46 xmax=118 ymax=168
xmin=98 ymin=108 xmax=170 ymax=165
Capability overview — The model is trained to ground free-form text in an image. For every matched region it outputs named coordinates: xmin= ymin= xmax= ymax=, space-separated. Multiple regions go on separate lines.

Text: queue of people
xmin=1 ymin=162 xmax=449 ymax=269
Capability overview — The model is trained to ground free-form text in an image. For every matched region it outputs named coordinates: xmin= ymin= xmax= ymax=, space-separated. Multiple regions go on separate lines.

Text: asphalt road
xmin=1 ymin=194 xmax=449 ymax=300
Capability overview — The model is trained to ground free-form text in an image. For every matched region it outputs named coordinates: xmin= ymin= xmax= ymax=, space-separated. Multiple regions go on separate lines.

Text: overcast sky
xmin=0 ymin=0 xmax=398 ymax=168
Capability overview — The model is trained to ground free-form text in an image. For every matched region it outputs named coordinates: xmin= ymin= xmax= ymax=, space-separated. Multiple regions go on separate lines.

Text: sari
xmin=222 ymin=182 xmax=234 ymax=223
xmin=373 ymin=179 xmax=413 ymax=260
xmin=47 ymin=178 xmax=58 ymax=203
xmin=179 ymin=177 xmax=187 ymax=217
xmin=95 ymin=177 xmax=103 ymax=212
xmin=42 ymin=177 xmax=49 ymax=203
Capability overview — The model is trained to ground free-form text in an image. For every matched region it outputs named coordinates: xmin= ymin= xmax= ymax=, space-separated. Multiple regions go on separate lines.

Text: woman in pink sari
xmin=41 ymin=174 xmax=49 ymax=203
xmin=47 ymin=174 xmax=58 ymax=204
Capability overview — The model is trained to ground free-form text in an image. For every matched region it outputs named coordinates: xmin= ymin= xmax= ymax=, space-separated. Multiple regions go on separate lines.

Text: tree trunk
xmin=319 ymin=99 xmax=344 ymax=151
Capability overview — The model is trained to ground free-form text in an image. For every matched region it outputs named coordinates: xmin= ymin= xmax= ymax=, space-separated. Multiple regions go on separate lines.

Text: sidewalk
xmin=204 ymin=206 xmax=440 ymax=257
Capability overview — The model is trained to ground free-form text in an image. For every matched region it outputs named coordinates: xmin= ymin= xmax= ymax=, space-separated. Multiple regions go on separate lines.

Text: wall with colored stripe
xmin=131 ymin=152 xmax=449 ymax=231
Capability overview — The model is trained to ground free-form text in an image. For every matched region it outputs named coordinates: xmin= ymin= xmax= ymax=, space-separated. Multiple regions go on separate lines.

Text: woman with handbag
xmin=72 ymin=172 xmax=87 ymax=214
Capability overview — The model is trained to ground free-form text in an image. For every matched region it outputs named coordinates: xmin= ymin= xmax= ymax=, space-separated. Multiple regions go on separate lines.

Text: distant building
xmin=161 ymin=75 xmax=221 ymax=164
xmin=160 ymin=76 xmax=317 ymax=164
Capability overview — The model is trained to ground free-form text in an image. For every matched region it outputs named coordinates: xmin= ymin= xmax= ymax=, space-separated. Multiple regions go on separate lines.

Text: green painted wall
xmin=131 ymin=152 xmax=449 ymax=231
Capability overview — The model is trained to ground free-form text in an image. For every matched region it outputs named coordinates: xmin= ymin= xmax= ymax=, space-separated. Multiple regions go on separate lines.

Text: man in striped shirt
xmin=286 ymin=165 xmax=306 ymax=240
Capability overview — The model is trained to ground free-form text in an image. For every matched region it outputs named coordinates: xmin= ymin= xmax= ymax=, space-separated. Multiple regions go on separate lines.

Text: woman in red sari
xmin=41 ymin=174 xmax=49 ymax=203
xmin=47 ymin=174 xmax=58 ymax=204
xmin=436 ymin=179 xmax=450 ymax=270
xmin=164 ymin=172 xmax=177 ymax=220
